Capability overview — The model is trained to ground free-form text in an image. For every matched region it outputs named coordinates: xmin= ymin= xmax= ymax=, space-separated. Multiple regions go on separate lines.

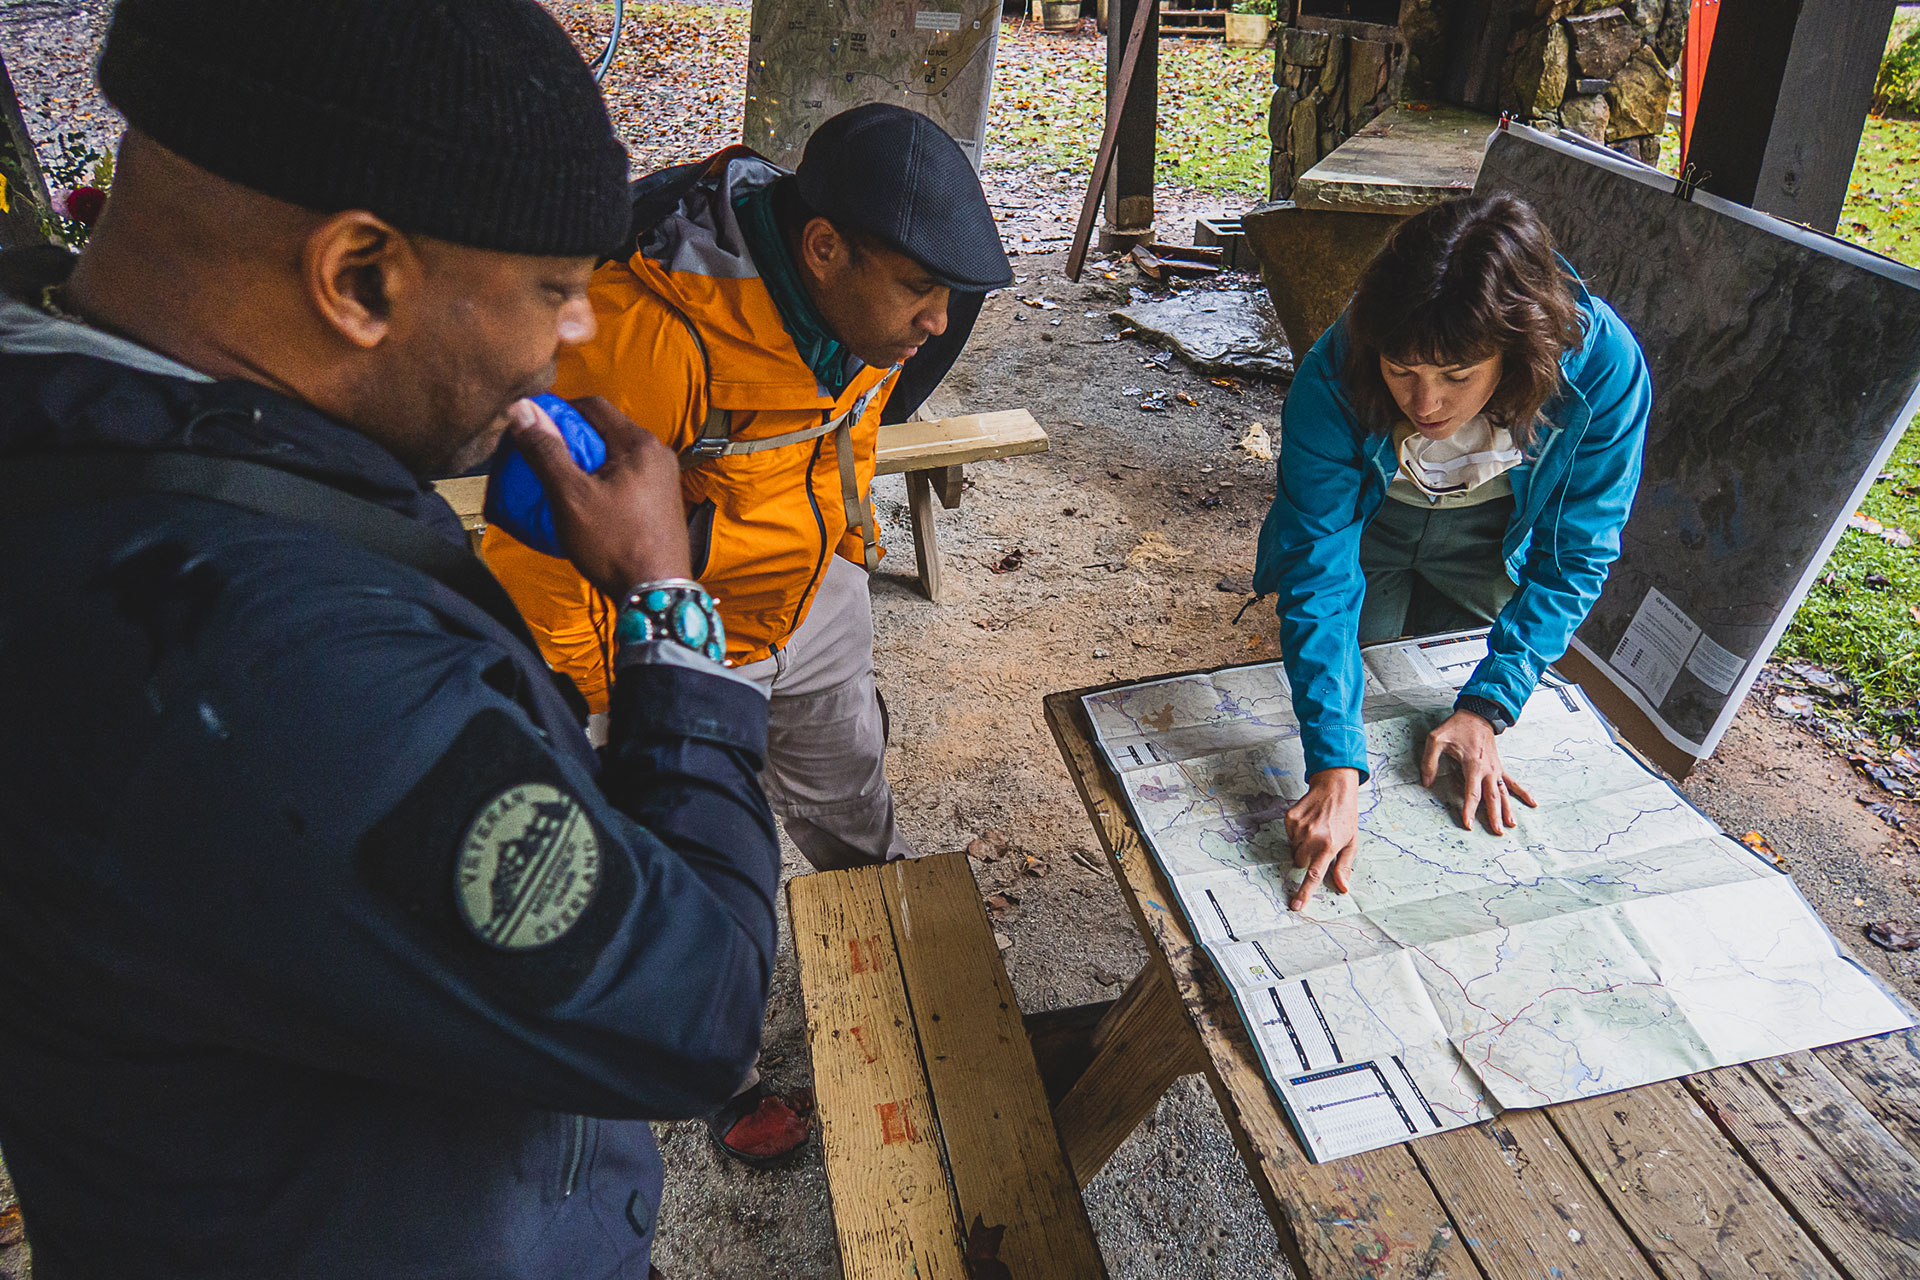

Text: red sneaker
xmin=707 ymin=1081 xmax=813 ymax=1167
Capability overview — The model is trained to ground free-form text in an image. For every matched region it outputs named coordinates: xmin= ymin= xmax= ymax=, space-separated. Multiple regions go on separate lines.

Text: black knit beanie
xmin=96 ymin=0 xmax=630 ymax=257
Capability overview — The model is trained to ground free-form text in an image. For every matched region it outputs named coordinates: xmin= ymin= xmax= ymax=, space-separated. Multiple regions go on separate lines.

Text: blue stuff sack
xmin=484 ymin=394 xmax=607 ymax=558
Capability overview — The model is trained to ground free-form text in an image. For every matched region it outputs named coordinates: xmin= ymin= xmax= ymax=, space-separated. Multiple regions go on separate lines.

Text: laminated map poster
xmin=742 ymin=0 xmax=1003 ymax=169
xmin=1083 ymin=634 xmax=1911 ymax=1162
xmin=1474 ymin=125 xmax=1920 ymax=765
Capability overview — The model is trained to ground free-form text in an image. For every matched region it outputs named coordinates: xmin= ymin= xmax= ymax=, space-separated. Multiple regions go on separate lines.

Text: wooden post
xmin=0 ymin=50 xmax=49 ymax=249
xmin=1687 ymin=0 xmax=1895 ymax=234
xmin=1100 ymin=0 xmax=1156 ymax=251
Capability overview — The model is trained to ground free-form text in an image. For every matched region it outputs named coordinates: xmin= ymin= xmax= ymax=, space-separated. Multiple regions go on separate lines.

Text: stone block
xmin=1319 ymin=37 xmax=1347 ymax=96
xmin=1574 ymin=77 xmax=1607 ymax=94
xmin=1565 ymin=6 xmax=1639 ymax=80
xmin=1347 ymin=39 xmax=1392 ymax=120
xmin=1241 ymin=202 xmax=1406 ymax=352
xmin=1560 ymin=92 xmax=1609 ymax=141
xmin=1605 ymin=44 xmax=1672 ymax=141
xmin=1290 ymin=97 xmax=1321 ymax=184
xmin=1281 ymin=28 xmax=1331 ymax=66
xmin=1610 ymin=134 xmax=1660 ymax=165
xmin=1653 ymin=0 xmax=1685 ymax=66
xmin=1506 ymin=20 xmax=1569 ymax=118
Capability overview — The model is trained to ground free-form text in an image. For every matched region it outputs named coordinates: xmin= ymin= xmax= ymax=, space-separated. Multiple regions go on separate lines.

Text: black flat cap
xmin=97 ymin=0 xmax=630 ymax=258
xmin=796 ymin=104 xmax=1012 ymax=292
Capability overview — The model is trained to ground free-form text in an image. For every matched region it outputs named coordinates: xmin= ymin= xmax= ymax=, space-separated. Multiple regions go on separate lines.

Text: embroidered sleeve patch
xmin=357 ymin=709 xmax=634 ymax=1007
xmin=457 ymin=784 xmax=601 ymax=949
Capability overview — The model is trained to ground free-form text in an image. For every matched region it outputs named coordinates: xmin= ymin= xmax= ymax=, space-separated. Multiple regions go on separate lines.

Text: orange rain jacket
xmin=483 ymin=149 xmax=898 ymax=712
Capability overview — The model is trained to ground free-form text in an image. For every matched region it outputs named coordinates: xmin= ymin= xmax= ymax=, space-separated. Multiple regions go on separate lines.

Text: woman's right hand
xmin=1284 ymin=767 xmax=1361 ymax=912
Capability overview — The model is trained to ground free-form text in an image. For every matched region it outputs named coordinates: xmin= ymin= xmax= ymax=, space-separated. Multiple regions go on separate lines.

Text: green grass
xmin=1776 ymin=433 xmax=1920 ymax=742
xmin=985 ymin=30 xmax=1272 ymax=194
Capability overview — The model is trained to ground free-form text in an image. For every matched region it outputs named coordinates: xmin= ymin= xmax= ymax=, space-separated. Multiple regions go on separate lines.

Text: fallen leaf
xmin=964 ymin=1216 xmax=1013 ymax=1280
xmin=1736 ymin=830 xmax=1783 ymax=866
xmin=1866 ymin=920 xmax=1920 ymax=951
xmin=989 ymin=548 xmax=1027 ymax=574
xmin=0 ymin=1207 xmax=20 ymax=1248
xmin=1773 ymin=693 xmax=1816 ymax=717
xmin=1023 ymin=854 xmax=1051 ymax=877
xmin=1237 ymin=421 xmax=1273 ymax=460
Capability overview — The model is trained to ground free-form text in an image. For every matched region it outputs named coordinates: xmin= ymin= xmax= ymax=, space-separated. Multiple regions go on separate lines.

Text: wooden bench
xmin=431 ymin=410 xmax=1048 ymax=603
xmin=788 ymin=852 xmax=1108 ymax=1280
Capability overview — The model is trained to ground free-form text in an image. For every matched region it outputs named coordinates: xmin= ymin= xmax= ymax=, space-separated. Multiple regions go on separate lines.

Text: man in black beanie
xmin=0 ymin=2 xmax=780 ymax=1276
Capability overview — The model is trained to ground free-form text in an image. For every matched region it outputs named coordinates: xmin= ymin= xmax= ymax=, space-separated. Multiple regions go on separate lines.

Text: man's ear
xmin=302 ymin=210 xmax=420 ymax=350
xmin=797 ymin=215 xmax=848 ymax=279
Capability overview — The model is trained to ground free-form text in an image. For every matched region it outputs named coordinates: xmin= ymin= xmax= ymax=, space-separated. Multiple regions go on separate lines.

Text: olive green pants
xmin=1358 ymin=494 xmax=1518 ymax=643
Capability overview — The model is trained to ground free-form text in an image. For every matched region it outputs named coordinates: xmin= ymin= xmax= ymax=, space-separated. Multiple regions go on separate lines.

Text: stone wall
xmin=1267 ymin=0 xmax=1686 ymax=199
xmin=1493 ymin=0 xmax=1686 ymax=164
xmin=1267 ymin=12 xmax=1404 ymax=199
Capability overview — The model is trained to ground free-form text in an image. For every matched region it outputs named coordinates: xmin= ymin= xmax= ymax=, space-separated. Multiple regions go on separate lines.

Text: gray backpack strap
xmin=661 ymin=302 xmax=732 ymax=469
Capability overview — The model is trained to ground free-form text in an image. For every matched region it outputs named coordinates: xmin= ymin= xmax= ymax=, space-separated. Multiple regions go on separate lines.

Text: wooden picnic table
xmin=1042 ymin=673 xmax=1920 ymax=1280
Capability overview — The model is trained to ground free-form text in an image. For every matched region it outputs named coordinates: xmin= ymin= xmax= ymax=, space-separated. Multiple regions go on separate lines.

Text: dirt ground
xmin=5 ymin=4 xmax=1920 ymax=1279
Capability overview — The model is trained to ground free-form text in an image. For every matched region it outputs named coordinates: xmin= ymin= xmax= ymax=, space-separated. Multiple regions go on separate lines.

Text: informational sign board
xmin=742 ymin=0 xmax=1003 ymax=170
xmin=1476 ymin=124 xmax=1920 ymax=770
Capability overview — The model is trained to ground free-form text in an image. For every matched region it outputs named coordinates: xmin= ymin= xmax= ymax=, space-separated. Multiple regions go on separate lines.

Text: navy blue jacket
xmin=0 ymin=274 xmax=780 ymax=1275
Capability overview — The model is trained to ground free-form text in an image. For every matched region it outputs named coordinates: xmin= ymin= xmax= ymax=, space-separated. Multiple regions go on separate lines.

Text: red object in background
xmin=62 ymin=186 xmax=106 ymax=227
xmin=1680 ymin=0 xmax=1720 ymax=170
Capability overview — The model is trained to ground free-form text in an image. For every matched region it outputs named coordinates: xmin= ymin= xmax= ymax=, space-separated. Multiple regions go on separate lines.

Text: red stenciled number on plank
xmin=847 ymin=936 xmax=885 ymax=973
xmin=849 ymin=1025 xmax=879 ymax=1063
xmin=875 ymin=1101 xmax=919 ymax=1145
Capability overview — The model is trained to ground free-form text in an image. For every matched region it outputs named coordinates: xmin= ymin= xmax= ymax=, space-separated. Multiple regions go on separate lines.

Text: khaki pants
xmin=733 ymin=555 xmax=912 ymax=870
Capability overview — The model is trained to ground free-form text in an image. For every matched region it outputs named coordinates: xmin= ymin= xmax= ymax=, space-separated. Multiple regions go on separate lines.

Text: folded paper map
xmin=1083 ymin=633 xmax=1912 ymax=1162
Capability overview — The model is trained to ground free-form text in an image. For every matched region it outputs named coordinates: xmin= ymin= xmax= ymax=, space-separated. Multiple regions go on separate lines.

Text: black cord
xmin=592 ymin=0 xmax=627 ymax=82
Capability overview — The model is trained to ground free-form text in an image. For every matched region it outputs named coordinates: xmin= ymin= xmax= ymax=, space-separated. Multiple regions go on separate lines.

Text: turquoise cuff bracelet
xmin=614 ymin=578 xmax=727 ymax=664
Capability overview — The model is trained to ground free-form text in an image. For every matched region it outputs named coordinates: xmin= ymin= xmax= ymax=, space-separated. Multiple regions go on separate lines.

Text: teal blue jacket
xmin=1252 ymin=279 xmax=1651 ymax=778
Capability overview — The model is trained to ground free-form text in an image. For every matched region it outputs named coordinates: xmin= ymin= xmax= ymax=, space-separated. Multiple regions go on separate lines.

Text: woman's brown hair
xmin=1341 ymin=193 xmax=1586 ymax=449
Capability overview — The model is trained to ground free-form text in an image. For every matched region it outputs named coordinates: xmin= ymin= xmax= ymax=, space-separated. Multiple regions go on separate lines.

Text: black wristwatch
xmin=1455 ymin=693 xmax=1512 ymax=734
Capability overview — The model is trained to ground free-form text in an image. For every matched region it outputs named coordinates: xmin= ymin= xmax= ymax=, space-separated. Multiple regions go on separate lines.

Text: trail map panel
xmin=1475 ymin=125 xmax=1920 ymax=760
xmin=743 ymin=0 xmax=1003 ymax=169
xmin=1083 ymin=634 xmax=1911 ymax=1162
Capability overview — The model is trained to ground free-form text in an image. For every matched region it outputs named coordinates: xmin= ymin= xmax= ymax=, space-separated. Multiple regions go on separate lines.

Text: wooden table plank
xmin=1816 ymin=1030 xmax=1920 ymax=1161
xmin=874 ymin=410 xmax=1048 ymax=475
xmin=1044 ymin=689 xmax=1481 ymax=1280
xmin=1546 ymin=1081 xmax=1839 ymax=1280
xmin=1292 ymin=104 xmax=1495 ymax=214
xmin=1407 ymin=1109 xmax=1659 ymax=1280
xmin=789 ymin=869 xmax=967 ymax=1280
xmin=876 ymin=854 xmax=1108 ymax=1278
xmin=1687 ymin=1053 xmax=1920 ymax=1280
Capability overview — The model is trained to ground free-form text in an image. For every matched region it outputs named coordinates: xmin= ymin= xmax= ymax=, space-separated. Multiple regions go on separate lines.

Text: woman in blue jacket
xmin=1253 ymin=193 xmax=1651 ymax=911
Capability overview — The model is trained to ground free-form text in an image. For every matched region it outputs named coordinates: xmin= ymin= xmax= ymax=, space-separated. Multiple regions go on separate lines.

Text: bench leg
xmin=905 ymin=468 xmax=945 ymax=603
xmin=1052 ymin=964 xmax=1207 ymax=1186
xmin=935 ymin=464 xmax=964 ymax=509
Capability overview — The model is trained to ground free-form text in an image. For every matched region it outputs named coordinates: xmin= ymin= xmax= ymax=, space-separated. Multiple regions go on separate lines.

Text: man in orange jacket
xmin=485 ymin=107 xmax=1008 ymax=880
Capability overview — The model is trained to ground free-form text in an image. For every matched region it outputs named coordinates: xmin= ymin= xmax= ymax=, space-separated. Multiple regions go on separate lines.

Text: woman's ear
xmin=301 ymin=210 xmax=420 ymax=350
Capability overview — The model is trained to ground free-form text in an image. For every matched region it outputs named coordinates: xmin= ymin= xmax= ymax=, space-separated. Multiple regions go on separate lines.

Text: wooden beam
xmin=1101 ymin=0 xmax=1157 ymax=252
xmin=904 ymin=469 xmax=945 ymax=603
xmin=789 ymin=870 xmax=969 ymax=1280
xmin=1066 ymin=0 xmax=1157 ymax=280
xmin=872 ymin=410 xmax=1048 ymax=475
xmin=1052 ymin=964 xmax=1207 ymax=1186
xmin=1688 ymin=0 xmax=1896 ymax=233
xmin=875 ymin=855 xmax=1107 ymax=1280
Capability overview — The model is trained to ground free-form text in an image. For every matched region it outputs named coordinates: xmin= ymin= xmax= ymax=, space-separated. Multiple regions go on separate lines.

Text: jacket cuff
xmin=1302 ymin=727 xmax=1371 ymax=784
xmin=609 ymin=656 xmax=769 ymax=763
